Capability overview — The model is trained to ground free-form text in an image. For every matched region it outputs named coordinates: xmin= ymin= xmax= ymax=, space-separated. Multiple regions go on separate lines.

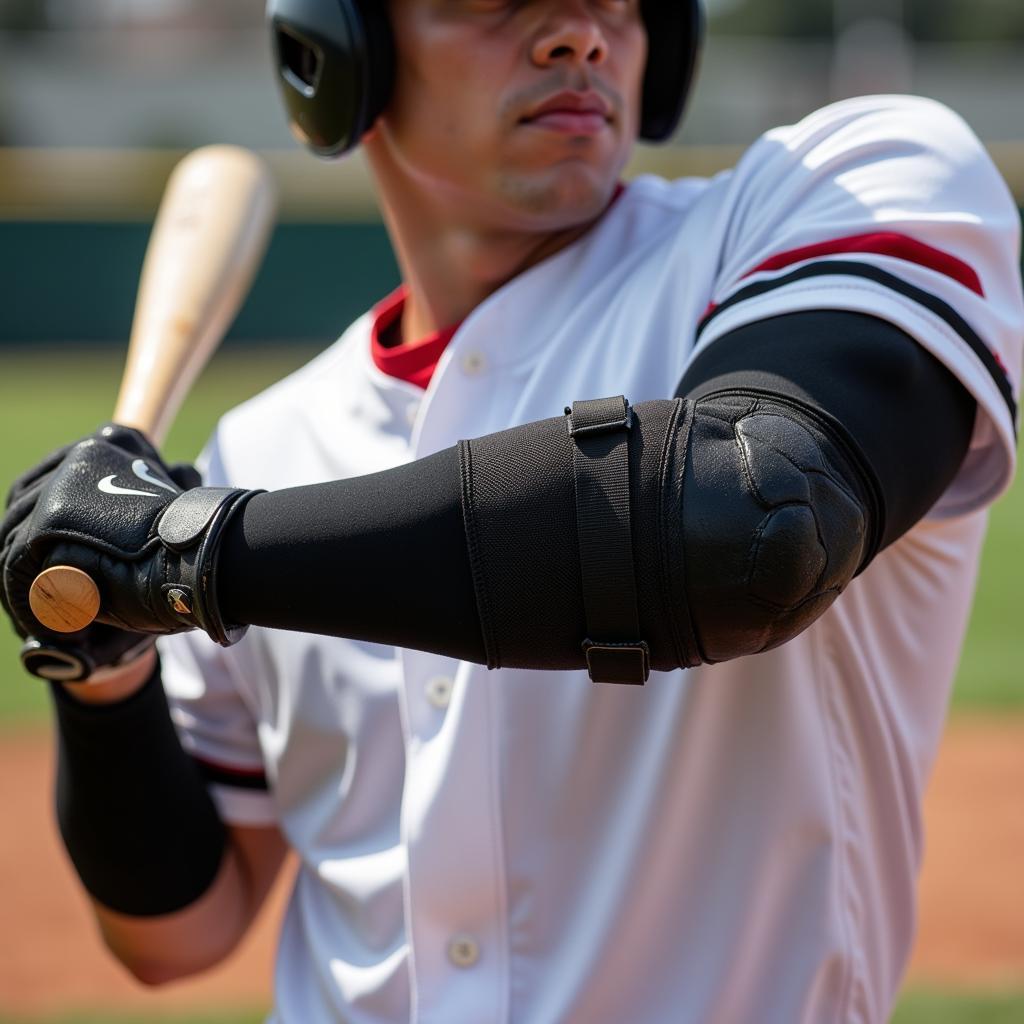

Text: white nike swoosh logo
xmin=97 ymin=460 xmax=179 ymax=498
xmin=131 ymin=459 xmax=177 ymax=493
xmin=99 ymin=475 xmax=161 ymax=497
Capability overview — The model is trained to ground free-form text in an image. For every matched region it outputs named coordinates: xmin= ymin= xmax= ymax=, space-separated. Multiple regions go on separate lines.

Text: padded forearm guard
xmin=460 ymin=391 xmax=879 ymax=684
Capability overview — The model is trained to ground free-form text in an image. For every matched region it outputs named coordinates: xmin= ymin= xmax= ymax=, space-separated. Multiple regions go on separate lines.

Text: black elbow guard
xmin=460 ymin=391 xmax=880 ymax=679
xmin=679 ymin=392 xmax=877 ymax=663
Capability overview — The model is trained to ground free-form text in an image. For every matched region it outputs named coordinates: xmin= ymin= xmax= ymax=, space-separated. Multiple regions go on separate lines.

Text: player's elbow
xmin=116 ymin=952 xmax=199 ymax=988
xmin=92 ymin=844 xmax=256 ymax=989
xmin=684 ymin=503 xmax=863 ymax=664
xmin=103 ymin=924 xmax=244 ymax=987
xmin=105 ymin=926 xmax=244 ymax=987
xmin=681 ymin=399 xmax=871 ymax=664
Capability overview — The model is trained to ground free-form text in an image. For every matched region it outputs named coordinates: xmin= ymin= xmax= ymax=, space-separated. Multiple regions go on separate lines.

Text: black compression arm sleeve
xmin=220 ymin=447 xmax=486 ymax=662
xmin=679 ymin=311 xmax=976 ymax=549
xmin=218 ymin=311 xmax=975 ymax=670
xmin=52 ymin=662 xmax=227 ymax=916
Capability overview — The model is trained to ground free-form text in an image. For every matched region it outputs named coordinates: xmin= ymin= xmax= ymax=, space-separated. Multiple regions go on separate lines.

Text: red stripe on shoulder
xmin=741 ymin=232 xmax=985 ymax=297
xmin=192 ymin=755 xmax=267 ymax=780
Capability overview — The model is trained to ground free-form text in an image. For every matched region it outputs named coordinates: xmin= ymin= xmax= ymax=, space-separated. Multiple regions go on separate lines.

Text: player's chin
xmin=519 ymin=122 xmax=628 ymax=178
xmin=500 ymin=149 xmax=626 ymax=222
xmin=492 ymin=168 xmax=613 ymax=230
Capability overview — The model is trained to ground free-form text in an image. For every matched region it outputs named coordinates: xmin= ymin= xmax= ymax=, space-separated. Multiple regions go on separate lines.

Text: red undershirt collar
xmin=370 ymin=285 xmax=460 ymax=391
xmin=369 ymin=182 xmax=628 ymax=390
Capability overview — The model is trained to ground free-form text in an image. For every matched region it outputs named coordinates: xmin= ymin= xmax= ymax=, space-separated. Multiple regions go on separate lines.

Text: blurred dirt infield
xmin=0 ymin=717 xmax=1021 ymax=1017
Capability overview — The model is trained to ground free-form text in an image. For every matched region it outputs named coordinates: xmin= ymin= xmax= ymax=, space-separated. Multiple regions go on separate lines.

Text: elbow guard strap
xmin=459 ymin=391 xmax=878 ymax=677
xmin=566 ymin=396 xmax=650 ymax=685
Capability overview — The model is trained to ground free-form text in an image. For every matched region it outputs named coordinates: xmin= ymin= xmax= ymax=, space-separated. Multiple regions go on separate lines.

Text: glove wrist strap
xmin=158 ymin=487 xmax=264 ymax=645
xmin=21 ymin=633 xmax=154 ymax=683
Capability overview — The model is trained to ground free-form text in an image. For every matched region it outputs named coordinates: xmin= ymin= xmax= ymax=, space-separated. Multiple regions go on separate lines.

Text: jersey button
xmin=426 ymin=675 xmax=454 ymax=710
xmin=448 ymin=934 xmax=480 ymax=969
xmin=460 ymin=351 xmax=487 ymax=377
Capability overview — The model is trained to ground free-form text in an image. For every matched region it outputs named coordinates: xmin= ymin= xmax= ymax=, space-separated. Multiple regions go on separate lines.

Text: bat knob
xmin=29 ymin=567 xmax=101 ymax=634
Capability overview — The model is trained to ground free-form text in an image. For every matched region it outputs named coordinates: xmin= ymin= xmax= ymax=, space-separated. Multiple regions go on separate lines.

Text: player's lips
xmin=520 ymin=91 xmax=612 ymax=135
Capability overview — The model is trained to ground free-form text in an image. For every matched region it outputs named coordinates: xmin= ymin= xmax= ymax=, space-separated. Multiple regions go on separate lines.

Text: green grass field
xmin=0 ymin=343 xmax=1020 ymax=722
xmin=892 ymin=990 xmax=1024 ymax=1023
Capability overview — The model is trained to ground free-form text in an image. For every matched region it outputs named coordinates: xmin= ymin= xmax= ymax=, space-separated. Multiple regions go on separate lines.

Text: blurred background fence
xmin=5 ymin=0 xmax=1024 ymax=148
xmin=4 ymin=0 xmax=1024 ymax=345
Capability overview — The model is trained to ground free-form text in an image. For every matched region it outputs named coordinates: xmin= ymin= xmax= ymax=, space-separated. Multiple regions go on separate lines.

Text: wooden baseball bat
xmin=28 ymin=145 xmax=277 ymax=635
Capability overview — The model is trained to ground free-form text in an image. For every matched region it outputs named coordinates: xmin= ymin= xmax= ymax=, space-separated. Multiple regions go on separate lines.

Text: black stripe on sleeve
xmin=192 ymin=756 xmax=269 ymax=792
xmin=696 ymin=260 xmax=1018 ymax=429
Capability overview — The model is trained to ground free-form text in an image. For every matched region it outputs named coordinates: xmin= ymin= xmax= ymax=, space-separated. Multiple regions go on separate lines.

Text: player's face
xmin=376 ymin=0 xmax=647 ymax=229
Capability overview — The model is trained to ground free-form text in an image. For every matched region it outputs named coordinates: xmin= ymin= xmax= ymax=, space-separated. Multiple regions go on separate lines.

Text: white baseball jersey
xmin=161 ymin=97 xmax=1022 ymax=1024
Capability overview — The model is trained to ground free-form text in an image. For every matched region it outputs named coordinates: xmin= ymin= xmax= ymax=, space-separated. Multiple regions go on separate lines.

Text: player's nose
xmin=531 ymin=2 xmax=609 ymax=69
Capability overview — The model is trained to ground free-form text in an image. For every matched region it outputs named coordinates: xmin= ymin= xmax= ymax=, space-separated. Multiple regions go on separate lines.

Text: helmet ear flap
xmin=355 ymin=0 xmax=396 ymax=138
xmin=268 ymin=0 xmax=394 ymax=158
xmin=639 ymin=0 xmax=705 ymax=142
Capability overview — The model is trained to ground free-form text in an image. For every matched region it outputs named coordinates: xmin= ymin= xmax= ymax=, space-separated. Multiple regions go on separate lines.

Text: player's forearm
xmin=51 ymin=662 xmax=287 ymax=982
xmin=218 ymin=447 xmax=486 ymax=661
xmin=91 ymin=839 xmax=249 ymax=985
xmin=219 ymin=388 xmax=868 ymax=674
xmin=50 ymin=660 xmax=233 ymax=956
xmin=4 ymin=312 xmax=975 ymax=682
xmin=89 ymin=821 xmax=286 ymax=985
xmin=218 ymin=311 xmax=974 ymax=677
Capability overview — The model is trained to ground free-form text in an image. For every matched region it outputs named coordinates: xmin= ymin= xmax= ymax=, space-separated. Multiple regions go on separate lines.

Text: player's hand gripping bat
xmin=26 ymin=145 xmax=277 ymax=635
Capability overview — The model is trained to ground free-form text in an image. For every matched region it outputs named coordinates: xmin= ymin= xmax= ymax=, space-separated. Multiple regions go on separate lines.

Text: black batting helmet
xmin=267 ymin=0 xmax=705 ymax=158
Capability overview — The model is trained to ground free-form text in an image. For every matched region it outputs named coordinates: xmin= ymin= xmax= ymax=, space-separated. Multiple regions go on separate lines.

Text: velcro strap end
xmin=158 ymin=488 xmax=246 ymax=550
xmin=583 ymin=640 xmax=650 ymax=686
xmin=565 ymin=395 xmax=632 ymax=438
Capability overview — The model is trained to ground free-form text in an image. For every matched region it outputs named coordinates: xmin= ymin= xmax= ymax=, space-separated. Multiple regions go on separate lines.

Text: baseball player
xmin=1 ymin=2 xmax=1022 ymax=1022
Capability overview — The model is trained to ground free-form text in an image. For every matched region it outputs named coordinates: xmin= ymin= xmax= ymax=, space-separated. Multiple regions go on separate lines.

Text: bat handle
xmin=29 ymin=567 xmax=101 ymax=634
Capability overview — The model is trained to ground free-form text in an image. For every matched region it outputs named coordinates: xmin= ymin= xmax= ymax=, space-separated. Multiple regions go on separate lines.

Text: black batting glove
xmin=0 ymin=424 xmax=261 ymax=668
xmin=3 ymin=428 xmax=206 ymax=682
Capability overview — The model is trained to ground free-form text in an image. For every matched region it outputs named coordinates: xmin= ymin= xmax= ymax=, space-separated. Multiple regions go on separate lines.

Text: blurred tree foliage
xmin=3 ymin=0 xmax=1024 ymax=41
xmin=0 ymin=0 xmax=51 ymax=31
xmin=921 ymin=0 xmax=1024 ymax=41
xmin=711 ymin=0 xmax=1024 ymax=41
xmin=711 ymin=0 xmax=833 ymax=38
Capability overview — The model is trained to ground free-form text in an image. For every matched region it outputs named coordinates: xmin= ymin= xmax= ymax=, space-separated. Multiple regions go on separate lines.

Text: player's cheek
xmin=617 ymin=28 xmax=648 ymax=135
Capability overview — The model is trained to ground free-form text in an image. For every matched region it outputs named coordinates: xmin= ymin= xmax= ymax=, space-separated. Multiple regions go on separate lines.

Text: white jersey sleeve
xmin=696 ymin=95 xmax=1023 ymax=516
xmin=159 ymin=428 xmax=276 ymax=828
